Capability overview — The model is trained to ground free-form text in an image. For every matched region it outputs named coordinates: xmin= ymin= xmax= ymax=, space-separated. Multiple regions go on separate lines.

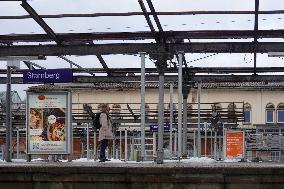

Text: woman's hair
xmin=100 ymin=103 xmax=109 ymax=113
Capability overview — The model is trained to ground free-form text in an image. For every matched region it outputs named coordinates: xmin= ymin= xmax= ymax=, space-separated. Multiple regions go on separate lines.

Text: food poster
xmin=27 ymin=93 xmax=69 ymax=154
xmin=225 ymin=131 xmax=245 ymax=159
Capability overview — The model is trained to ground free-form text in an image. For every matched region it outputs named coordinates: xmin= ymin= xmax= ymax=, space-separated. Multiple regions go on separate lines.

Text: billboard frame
xmin=224 ymin=130 xmax=245 ymax=159
xmin=26 ymin=91 xmax=72 ymax=155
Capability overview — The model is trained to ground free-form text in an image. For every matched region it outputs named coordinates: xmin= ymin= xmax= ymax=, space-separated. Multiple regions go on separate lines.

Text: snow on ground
xmin=12 ymin=159 xmax=27 ymax=163
xmin=223 ymin=158 xmax=239 ymax=163
xmin=31 ymin=158 xmax=45 ymax=162
xmin=181 ymin=157 xmax=216 ymax=163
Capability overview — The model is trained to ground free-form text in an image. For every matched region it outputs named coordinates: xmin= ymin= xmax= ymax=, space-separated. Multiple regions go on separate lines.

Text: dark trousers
xmin=100 ymin=139 xmax=108 ymax=160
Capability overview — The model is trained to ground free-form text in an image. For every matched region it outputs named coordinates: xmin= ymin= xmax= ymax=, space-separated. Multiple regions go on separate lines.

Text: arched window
xmin=266 ymin=103 xmax=275 ymax=123
xmin=244 ymin=103 xmax=252 ymax=123
xmin=277 ymin=103 xmax=284 ymax=123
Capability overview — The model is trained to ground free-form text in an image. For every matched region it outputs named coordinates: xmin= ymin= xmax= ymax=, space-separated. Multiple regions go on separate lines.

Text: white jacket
xmin=98 ymin=113 xmax=113 ymax=141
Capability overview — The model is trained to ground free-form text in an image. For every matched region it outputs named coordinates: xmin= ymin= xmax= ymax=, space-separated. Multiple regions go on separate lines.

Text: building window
xmin=277 ymin=103 xmax=284 ymax=123
xmin=266 ymin=103 xmax=275 ymax=123
xmin=244 ymin=103 xmax=251 ymax=124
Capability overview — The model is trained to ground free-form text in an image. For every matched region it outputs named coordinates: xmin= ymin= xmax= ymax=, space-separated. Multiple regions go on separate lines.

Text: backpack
xmin=92 ymin=112 xmax=102 ymax=130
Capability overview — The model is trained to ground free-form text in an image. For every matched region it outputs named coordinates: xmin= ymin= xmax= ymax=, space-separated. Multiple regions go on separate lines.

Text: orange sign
xmin=225 ymin=131 xmax=244 ymax=159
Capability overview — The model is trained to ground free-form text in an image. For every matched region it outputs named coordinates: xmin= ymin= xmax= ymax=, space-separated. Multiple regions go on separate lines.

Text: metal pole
xmin=197 ymin=82 xmax=201 ymax=158
xmin=214 ymin=131 xmax=217 ymax=160
xmin=87 ymin=123 xmax=89 ymax=160
xmin=193 ymin=130 xmax=196 ymax=157
xmin=94 ymin=128 xmax=97 ymax=160
xmin=174 ymin=130 xmax=177 ymax=157
xmin=5 ymin=66 xmax=12 ymax=162
xmin=140 ymin=52 xmax=146 ymax=161
xmin=222 ymin=125 xmax=225 ymax=160
xmin=177 ymin=52 xmax=183 ymax=159
xmin=16 ymin=128 xmax=19 ymax=159
xmin=125 ymin=129 xmax=127 ymax=161
xmin=211 ymin=128 xmax=213 ymax=158
xmin=67 ymin=92 xmax=73 ymax=162
xmin=182 ymin=97 xmax=187 ymax=157
xmin=205 ymin=122 xmax=207 ymax=157
xmin=279 ymin=128 xmax=282 ymax=161
xmin=119 ymin=130 xmax=122 ymax=159
xmin=153 ymin=132 xmax=157 ymax=159
xmin=157 ymin=71 xmax=165 ymax=164
xmin=113 ymin=137 xmax=115 ymax=159
xmin=169 ymin=83 xmax=173 ymax=156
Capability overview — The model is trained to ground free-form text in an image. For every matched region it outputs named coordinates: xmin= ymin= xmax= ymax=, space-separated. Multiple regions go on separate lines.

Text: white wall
xmin=71 ymin=88 xmax=284 ymax=125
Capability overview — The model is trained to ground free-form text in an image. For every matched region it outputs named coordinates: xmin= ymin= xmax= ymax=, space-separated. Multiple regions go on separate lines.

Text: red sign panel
xmin=225 ymin=131 xmax=244 ymax=159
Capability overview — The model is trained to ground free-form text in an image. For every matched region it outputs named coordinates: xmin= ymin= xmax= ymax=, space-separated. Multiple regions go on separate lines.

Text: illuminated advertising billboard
xmin=27 ymin=92 xmax=71 ymax=154
xmin=225 ymin=131 xmax=245 ymax=159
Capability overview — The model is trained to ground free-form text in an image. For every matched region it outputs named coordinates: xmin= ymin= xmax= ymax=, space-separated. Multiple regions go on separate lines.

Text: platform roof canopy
xmin=2 ymin=0 xmax=284 ymax=85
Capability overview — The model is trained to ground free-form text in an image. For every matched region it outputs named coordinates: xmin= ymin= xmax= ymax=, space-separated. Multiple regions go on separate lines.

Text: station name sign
xmin=150 ymin=123 xmax=170 ymax=132
xmin=23 ymin=69 xmax=73 ymax=84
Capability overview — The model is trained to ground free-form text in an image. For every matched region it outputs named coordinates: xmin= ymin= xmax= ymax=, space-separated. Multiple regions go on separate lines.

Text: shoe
xmin=105 ymin=159 xmax=111 ymax=161
xmin=99 ymin=159 xmax=105 ymax=162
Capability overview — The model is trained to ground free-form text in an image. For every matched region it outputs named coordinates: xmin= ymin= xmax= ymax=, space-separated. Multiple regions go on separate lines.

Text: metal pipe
xmin=177 ymin=52 xmax=183 ymax=159
xmin=205 ymin=122 xmax=207 ymax=157
xmin=2 ymin=10 xmax=284 ymax=20
xmin=153 ymin=132 xmax=157 ymax=158
xmin=169 ymin=83 xmax=173 ymax=156
xmin=5 ymin=66 xmax=12 ymax=162
xmin=113 ymin=138 xmax=115 ymax=159
xmin=125 ymin=129 xmax=127 ymax=161
xmin=193 ymin=130 xmax=196 ymax=157
xmin=157 ymin=72 xmax=165 ymax=164
xmin=197 ymin=82 xmax=201 ymax=158
xmin=140 ymin=52 xmax=146 ymax=161
xmin=16 ymin=128 xmax=19 ymax=159
xmin=67 ymin=92 xmax=73 ymax=162
xmin=214 ymin=131 xmax=217 ymax=160
xmin=182 ymin=97 xmax=187 ymax=157
xmin=211 ymin=127 xmax=213 ymax=158
xmin=119 ymin=130 xmax=122 ymax=159
xmin=87 ymin=123 xmax=89 ymax=160
xmin=174 ymin=130 xmax=177 ymax=157
xmin=94 ymin=128 xmax=97 ymax=160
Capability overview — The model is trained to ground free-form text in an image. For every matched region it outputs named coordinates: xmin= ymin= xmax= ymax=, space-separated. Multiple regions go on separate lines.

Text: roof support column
xmin=140 ymin=52 xmax=146 ymax=161
xmin=155 ymin=54 xmax=167 ymax=164
xmin=177 ymin=52 xmax=183 ymax=160
xmin=5 ymin=66 xmax=12 ymax=162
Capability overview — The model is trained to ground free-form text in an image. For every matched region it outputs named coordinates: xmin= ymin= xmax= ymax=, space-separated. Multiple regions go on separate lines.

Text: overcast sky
xmin=1 ymin=0 xmax=284 ymax=99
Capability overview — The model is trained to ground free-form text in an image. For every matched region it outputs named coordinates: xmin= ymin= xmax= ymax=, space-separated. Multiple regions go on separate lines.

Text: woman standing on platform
xmin=98 ymin=104 xmax=113 ymax=162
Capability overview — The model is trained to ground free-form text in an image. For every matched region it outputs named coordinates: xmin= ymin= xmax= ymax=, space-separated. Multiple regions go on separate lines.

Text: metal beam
xmin=23 ymin=61 xmax=35 ymax=70
xmin=138 ymin=0 xmax=157 ymax=40
xmin=253 ymin=0 xmax=260 ymax=75
xmin=3 ymin=42 xmax=284 ymax=56
xmin=4 ymin=75 xmax=284 ymax=84
xmin=23 ymin=61 xmax=46 ymax=70
xmin=21 ymin=1 xmax=61 ymax=44
xmin=146 ymin=0 xmax=163 ymax=32
xmin=2 ymin=10 xmax=284 ymax=19
xmin=3 ymin=30 xmax=284 ymax=42
xmin=59 ymin=56 xmax=96 ymax=77
xmin=96 ymin=55 xmax=112 ymax=76
xmin=2 ymin=67 xmax=284 ymax=75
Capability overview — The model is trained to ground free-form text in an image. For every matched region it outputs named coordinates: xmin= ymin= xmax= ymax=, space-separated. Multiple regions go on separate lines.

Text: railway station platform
xmin=0 ymin=161 xmax=283 ymax=189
